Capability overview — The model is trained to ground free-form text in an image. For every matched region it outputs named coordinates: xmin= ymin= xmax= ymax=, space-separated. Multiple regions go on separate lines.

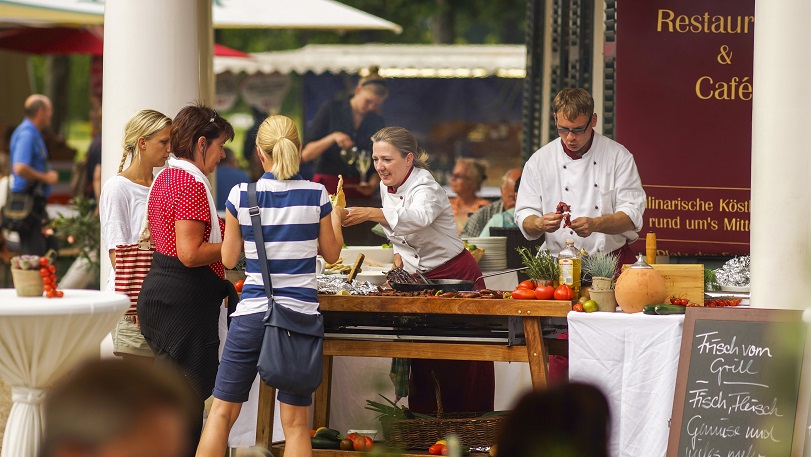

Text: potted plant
xmin=516 ymin=246 xmax=559 ymax=286
xmin=582 ymin=250 xmax=619 ymax=312
xmin=50 ymin=196 xmax=101 ymax=288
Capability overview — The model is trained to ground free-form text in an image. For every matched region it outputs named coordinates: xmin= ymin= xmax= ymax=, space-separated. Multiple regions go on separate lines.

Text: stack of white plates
xmin=464 ymin=236 xmax=507 ymax=271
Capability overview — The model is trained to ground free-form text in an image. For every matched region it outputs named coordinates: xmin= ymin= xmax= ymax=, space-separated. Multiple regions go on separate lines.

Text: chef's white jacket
xmin=379 ymin=167 xmax=464 ymax=273
xmin=514 ymin=133 xmax=645 ymax=255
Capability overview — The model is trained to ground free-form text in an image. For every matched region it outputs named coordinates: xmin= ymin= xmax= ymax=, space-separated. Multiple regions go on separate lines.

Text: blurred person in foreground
xmin=137 ymin=104 xmax=235 ymax=454
xmin=40 ymin=358 xmax=195 ymax=457
xmin=99 ymin=109 xmax=172 ymax=365
xmin=302 ymin=66 xmax=388 ymax=199
xmin=494 ymin=382 xmax=610 ymax=457
xmin=8 ymin=94 xmax=59 ymax=255
xmin=448 ymin=157 xmax=491 ymax=234
xmin=515 ymin=88 xmax=644 ymax=266
xmin=338 ymin=126 xmax=494 ymax=415
xmin=197 ymin=114 xmax=343 ymax=457
xmin=461 ymin=167 xmax=521 ymax=238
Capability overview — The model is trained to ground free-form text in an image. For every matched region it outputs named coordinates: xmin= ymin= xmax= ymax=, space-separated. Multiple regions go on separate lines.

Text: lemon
xmin=583 ymin=299 xmax=598 ymax=313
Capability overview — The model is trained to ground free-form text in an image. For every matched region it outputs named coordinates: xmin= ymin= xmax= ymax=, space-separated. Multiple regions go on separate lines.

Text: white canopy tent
xmin=215 ymin=43 xmax=526 ymax=78
xmin=0 ymin=0 xmax=401 ymax=31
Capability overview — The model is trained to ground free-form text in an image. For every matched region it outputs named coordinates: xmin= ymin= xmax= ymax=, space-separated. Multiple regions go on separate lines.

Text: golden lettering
xmin=718 ymin=198 xmax=750 ymax=213
xmin=646 ymin=196 xmax=714 ymax=212
xmin=723 ymin=218 xmax=750 ymax=231
xmin=695 ymin=76 xmax=753 ymax=101
xmin=657 ymin=9 xmax=755 ymax=34
xmin=649 ymin=216 xmax=681 ymax=229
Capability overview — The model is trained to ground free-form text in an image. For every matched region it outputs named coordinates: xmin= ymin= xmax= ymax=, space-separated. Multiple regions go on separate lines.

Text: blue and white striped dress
xmin=225 ymin=172 xmax=331 ymax=317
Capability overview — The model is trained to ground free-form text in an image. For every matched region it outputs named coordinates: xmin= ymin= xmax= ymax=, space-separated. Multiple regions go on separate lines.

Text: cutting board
xmin=620 ymin=264 xmax=704 ymax=305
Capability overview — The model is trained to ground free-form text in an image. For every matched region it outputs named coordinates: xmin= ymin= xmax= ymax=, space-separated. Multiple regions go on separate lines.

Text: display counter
xmin=256 ymin=294 xmax=572 ymax=450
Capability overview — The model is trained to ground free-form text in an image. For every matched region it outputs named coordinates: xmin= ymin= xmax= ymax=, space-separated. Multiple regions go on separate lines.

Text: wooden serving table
xmin=256 ymin=295 xmax=571 ymax=451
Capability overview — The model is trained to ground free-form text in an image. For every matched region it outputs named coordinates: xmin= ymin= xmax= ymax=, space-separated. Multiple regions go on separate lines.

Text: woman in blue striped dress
xmin=197 ymin=115 xmax=343 ymax=457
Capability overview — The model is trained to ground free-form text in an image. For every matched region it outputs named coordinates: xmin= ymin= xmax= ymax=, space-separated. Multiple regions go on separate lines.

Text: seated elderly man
xmin=480 ymin=176 xmax=521 ymax=237
xmin=461 ymin=168 xmax=522 ymax=238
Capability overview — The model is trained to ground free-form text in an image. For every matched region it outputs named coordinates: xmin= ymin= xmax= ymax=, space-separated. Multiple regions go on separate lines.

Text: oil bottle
xmin=558 ymin=239 xmax=581 ymax=299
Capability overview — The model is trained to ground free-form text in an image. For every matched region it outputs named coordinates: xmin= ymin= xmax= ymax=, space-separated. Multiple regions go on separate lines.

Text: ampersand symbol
xmin=717 ymin=45 xmax=732 ymax=65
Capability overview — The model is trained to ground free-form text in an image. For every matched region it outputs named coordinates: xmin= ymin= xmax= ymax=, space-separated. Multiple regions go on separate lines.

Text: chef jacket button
xmin=594 ymin=161 xmax=597 ymax=165
xmin=570 ymin=230 xmax=574 ymax=235
xmin=563 ymin=165 xmax=567 ymax=169
xmin=595 ymin=205 xmax=599 ymax=210
xmin=414 ymin=254 xmax=418 ymax=258
xmin=400 ymin=196 xmax=403 ymax=200
xmin=402 ymin=240 xmax=406 ymax=244
xmin=565 ymin=187 xmax=569 ymax=191
xmin=594 ymin=183 xmax=598 ymax=187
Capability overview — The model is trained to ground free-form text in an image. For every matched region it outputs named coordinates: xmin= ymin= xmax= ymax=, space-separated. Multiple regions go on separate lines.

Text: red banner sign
xmin=614 ymin=0 xmax=754 ymax=256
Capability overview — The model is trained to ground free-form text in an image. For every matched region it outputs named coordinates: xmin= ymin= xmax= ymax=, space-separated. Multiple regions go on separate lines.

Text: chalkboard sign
xmin=667 ymin=308 xmax=811 ymax=457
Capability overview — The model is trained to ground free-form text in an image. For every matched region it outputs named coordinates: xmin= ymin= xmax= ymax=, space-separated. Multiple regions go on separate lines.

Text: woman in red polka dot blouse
xmin=136 ymin=103 xmax=235 ymax=452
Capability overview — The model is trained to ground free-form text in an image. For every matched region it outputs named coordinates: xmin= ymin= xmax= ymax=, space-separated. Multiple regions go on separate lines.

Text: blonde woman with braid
xmin=99 ymin=109 xmax=171 ymax=365
xmin=197 ymin=115 xmax=343 ymax=457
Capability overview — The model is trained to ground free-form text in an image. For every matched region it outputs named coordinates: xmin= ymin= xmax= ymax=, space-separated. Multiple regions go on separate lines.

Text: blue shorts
xmin=213 ymin=312 xmax=313 ymax=407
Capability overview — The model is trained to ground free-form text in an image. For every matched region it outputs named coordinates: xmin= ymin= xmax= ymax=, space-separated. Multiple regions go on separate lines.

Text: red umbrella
xmin=0 ymin=26 xmax=249 ymax=57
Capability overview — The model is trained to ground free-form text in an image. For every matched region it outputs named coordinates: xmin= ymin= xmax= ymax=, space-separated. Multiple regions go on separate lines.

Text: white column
xmin=100 ymin=0 xmax=212 ymax=287
xmin=750 ymin=0 xmax=811 ymax=309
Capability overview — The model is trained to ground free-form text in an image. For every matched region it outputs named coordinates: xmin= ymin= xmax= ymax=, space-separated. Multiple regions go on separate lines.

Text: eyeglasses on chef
xmin=555 ymin=113 xmax=593 ymax=136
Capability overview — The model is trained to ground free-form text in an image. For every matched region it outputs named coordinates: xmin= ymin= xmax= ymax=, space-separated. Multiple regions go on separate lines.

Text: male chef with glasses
xmin=515 ymin=87 xmax=645 ymax=267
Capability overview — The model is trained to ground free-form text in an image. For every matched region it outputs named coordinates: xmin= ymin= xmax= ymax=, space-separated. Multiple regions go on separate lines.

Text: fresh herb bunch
xmin=704 ymin=268 xmax=720 ymax=291
xmin=582 ymin=250 xmax=619 ymax=280
xmin=365 ymin=394 xmax=432 ymax=421
xmin=516 ymin=246 xmax=559 ymax=281
xmin=50 ymin=196 xmax=100 ymax=274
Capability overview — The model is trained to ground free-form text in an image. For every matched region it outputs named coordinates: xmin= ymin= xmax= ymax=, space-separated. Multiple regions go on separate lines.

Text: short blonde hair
xmin=119 ymin=110 xmax=172 ymax=172
xmin=371 ymin=127 xmax=429 ymax=170
xmin=256 ymin=115 xmax=300 ymax=180
xmin=552 ymin=88 xmax=594 ymax=121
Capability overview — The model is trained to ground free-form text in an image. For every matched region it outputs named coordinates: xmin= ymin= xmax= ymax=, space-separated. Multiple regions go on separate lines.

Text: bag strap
xmin=248 ymin=182 xmax=273 ymax=299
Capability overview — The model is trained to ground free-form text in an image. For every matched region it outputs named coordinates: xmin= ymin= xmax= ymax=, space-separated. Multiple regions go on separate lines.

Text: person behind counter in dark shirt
xmin=215 ymin=147 xmax=249 ymax=212
xmin=302 ymin=66 xmax=388 ymax=199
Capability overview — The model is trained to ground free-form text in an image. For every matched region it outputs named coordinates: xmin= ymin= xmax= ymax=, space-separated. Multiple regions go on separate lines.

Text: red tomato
xmin=441 ymin=444 xmax=449 ymax=455
xmin=353 ymin=436 xmax=373 ymax=451
xmin=517 ymin=280 xmax=535 ymax=290
xmin=511 ymin=288 xmax=537 ymax=300
xmin=345 ymin=432 xmax=359 ymax=441
xmin=429 ymin=444 xmax=444 ymax=455
xmin=534 ymin=285 xmax=555 ymax=300
xmin=39 ymin=257 xmax=49 ymax=267
xmin=554 ymin=284 xmax=574 ymax=301
xmin=234 ymin=279 xmax=245 ymax=293
xmin=572 ymin=303 xmax=585 ymax=312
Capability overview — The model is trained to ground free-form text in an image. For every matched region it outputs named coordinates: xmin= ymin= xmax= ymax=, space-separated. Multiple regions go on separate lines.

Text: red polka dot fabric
xmin=148 ymin=168 xmax=225 ymax=278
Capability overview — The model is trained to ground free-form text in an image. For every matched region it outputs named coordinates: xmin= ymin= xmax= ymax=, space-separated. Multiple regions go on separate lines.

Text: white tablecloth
xmin=0 ymin=289 xmax=129 ymax=457
xmin=568 ymin=311 xmax=685 ymax=457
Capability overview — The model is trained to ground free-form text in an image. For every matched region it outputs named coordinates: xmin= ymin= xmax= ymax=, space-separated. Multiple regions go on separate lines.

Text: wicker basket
xmin=380 ymin=377 xmax=505 ymax=449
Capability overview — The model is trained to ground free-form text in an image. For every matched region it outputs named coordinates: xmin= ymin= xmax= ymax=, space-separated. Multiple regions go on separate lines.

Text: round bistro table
xmin=0 ymin=289 xmax=129 ymax=457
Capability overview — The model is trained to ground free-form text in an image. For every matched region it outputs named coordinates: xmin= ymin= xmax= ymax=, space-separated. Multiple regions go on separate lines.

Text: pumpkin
xmin=613 ymin=256 xmax=667 ymax=313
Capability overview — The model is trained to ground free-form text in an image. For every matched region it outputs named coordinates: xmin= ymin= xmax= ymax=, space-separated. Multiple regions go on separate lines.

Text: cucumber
xmin=311 ymin=437 xmax=341 ymax=449
xmin=313 ymin=428 xmax=343 ymax=441
xmin=642 ymin=304 xmax=658 ymax=315
xmin=654 ymin=304 xmax=686 ymax=315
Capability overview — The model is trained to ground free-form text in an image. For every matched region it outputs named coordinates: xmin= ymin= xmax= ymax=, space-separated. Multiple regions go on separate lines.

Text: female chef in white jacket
xmin=339 ymin=126 xmax=494 ymax=415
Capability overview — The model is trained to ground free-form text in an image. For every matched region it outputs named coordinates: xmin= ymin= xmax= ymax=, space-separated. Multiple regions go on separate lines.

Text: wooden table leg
xmin=523 ymin=316 xmax=548 ymax=389
xmin=256 ymin=382 xmax=277 ymax=448
xmin=312 ymin=355 xmax=333 ymax=429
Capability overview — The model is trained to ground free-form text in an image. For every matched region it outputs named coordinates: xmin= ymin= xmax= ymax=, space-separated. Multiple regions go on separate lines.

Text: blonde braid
xmin=118 ymin=145 xmax=132 ymax=173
